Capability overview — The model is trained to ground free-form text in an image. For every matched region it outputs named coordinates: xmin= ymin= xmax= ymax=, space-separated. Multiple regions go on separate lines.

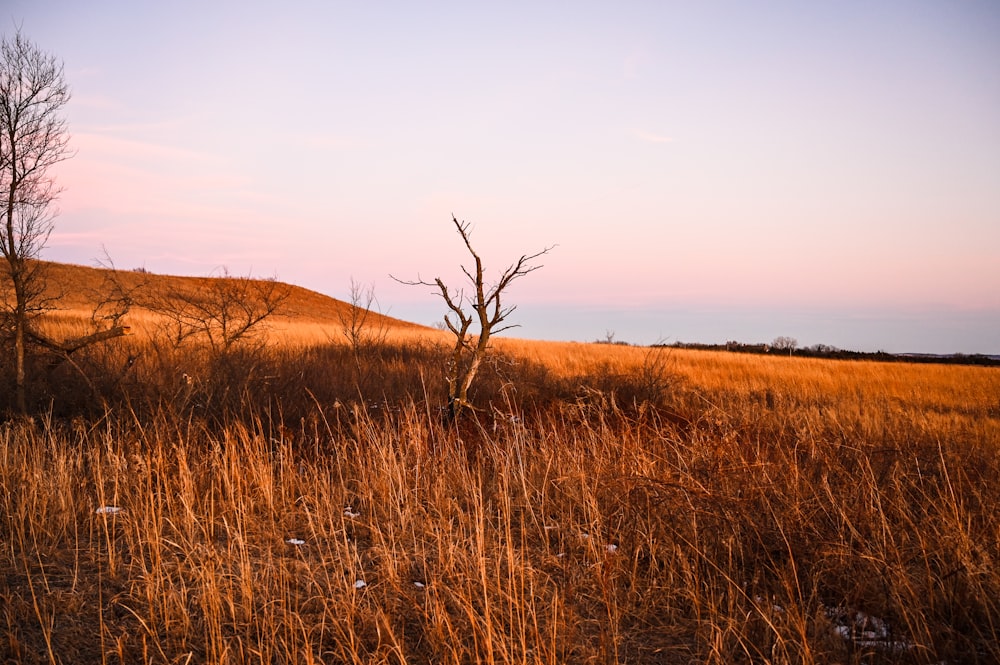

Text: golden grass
xmin=12 ymin=260 xmax=425 ymax=340
xmin=2 ymin=262 xmax=999 ymax=663
xmin=3 ymin=377 xmax=998 ymax=663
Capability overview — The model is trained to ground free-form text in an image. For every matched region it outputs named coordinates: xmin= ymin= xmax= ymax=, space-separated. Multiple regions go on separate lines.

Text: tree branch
xmin=27 ymin=324 xmax=131 ymax=355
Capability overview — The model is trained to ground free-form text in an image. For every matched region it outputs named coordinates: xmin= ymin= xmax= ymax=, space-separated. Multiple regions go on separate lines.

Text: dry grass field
xmin=1 ymin=264 xmax=998 ymax=663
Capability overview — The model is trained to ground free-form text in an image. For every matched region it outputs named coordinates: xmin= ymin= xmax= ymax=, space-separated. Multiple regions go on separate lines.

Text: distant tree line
xmin=659 ymin=340 xmax=1000 ymax=367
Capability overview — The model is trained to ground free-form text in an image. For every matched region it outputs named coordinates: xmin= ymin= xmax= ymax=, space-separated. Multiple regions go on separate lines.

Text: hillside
xmin=5 ymin=260 xmax=426 ymax=336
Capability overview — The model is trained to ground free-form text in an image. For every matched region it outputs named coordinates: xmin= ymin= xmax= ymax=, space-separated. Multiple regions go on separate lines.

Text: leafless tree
xmin=91 ymin=252 xmax=145 ymax=332
xmin=340 ymin=277 xmax=389 ymax=355
xmin=772 ymin=336 xmax=798 ymax=356
xmin=149 ymin=268 xmax=291 ymax=354
xmin=332 ymin=278 xmax=392 ymax=395
xmin=395 ymin=215 xmax=550 ymax=420
xmin=0 ymin=32 xmax=72 ymax=411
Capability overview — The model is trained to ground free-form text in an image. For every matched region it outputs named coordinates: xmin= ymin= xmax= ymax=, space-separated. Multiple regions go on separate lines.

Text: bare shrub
xmin=339 ymin=277 xmax=389 ymax=355
xmin=147 ymin=268 xmax=290 ymax=353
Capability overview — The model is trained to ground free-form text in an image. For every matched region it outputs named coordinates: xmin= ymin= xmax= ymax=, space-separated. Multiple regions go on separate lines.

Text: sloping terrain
xmin=3 ymin=260 xmax=425 ymax=336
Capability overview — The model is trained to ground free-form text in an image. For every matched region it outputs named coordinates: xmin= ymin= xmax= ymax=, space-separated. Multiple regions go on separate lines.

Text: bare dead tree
xmin=0 ymin=31 xmax=72 ymax=412
xmin=395 ymin=215 xmax=550 ymax=420
xmin=148 ymin=268 xmax=291 ymax=354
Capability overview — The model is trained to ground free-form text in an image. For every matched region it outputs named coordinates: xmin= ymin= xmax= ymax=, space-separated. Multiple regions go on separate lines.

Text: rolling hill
xmin=6 ymin=260 xmax=426 ymax=338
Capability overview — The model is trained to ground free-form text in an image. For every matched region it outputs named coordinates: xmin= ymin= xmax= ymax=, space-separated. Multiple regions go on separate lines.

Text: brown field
xmin=1 ymin=263 xmax=998 ymax=663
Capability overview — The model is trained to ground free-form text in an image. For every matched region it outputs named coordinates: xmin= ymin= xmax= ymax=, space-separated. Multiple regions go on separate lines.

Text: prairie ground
xmin=1 ymin=265 xmax=998 ymax=664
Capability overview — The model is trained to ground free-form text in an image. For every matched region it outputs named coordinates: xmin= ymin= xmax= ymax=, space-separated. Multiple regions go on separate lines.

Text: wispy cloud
xmin=633 ymin=130 xmax=674 ymax=144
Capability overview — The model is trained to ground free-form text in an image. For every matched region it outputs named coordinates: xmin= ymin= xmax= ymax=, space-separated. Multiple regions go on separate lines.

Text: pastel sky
xmin=9 ymin=1 xmax=1000 ymax=353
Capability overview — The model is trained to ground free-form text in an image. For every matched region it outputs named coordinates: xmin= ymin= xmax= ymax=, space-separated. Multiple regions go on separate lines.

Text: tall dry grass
xmin=1 ymin=297 xmax=998 ymax=663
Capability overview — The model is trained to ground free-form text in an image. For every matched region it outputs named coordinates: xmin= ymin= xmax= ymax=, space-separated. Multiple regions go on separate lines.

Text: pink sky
xmin=11 ymin=1 xmax=1000 ymax=352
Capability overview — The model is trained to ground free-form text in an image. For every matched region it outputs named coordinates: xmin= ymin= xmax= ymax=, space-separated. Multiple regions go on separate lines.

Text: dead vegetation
xmin=0 ymin=264 xmax=998 ymax=664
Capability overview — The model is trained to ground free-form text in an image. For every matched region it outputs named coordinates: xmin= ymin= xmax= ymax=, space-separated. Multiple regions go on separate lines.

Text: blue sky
xmin=8 ymin=1 xmax=1000 ymax=353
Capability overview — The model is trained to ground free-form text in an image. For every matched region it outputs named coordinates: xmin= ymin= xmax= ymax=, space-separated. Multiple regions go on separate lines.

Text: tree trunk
xmin=10 ymin=256 xmax=28 ymax=414
xmin=14 ymin=313 xmax=26 ymax=414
